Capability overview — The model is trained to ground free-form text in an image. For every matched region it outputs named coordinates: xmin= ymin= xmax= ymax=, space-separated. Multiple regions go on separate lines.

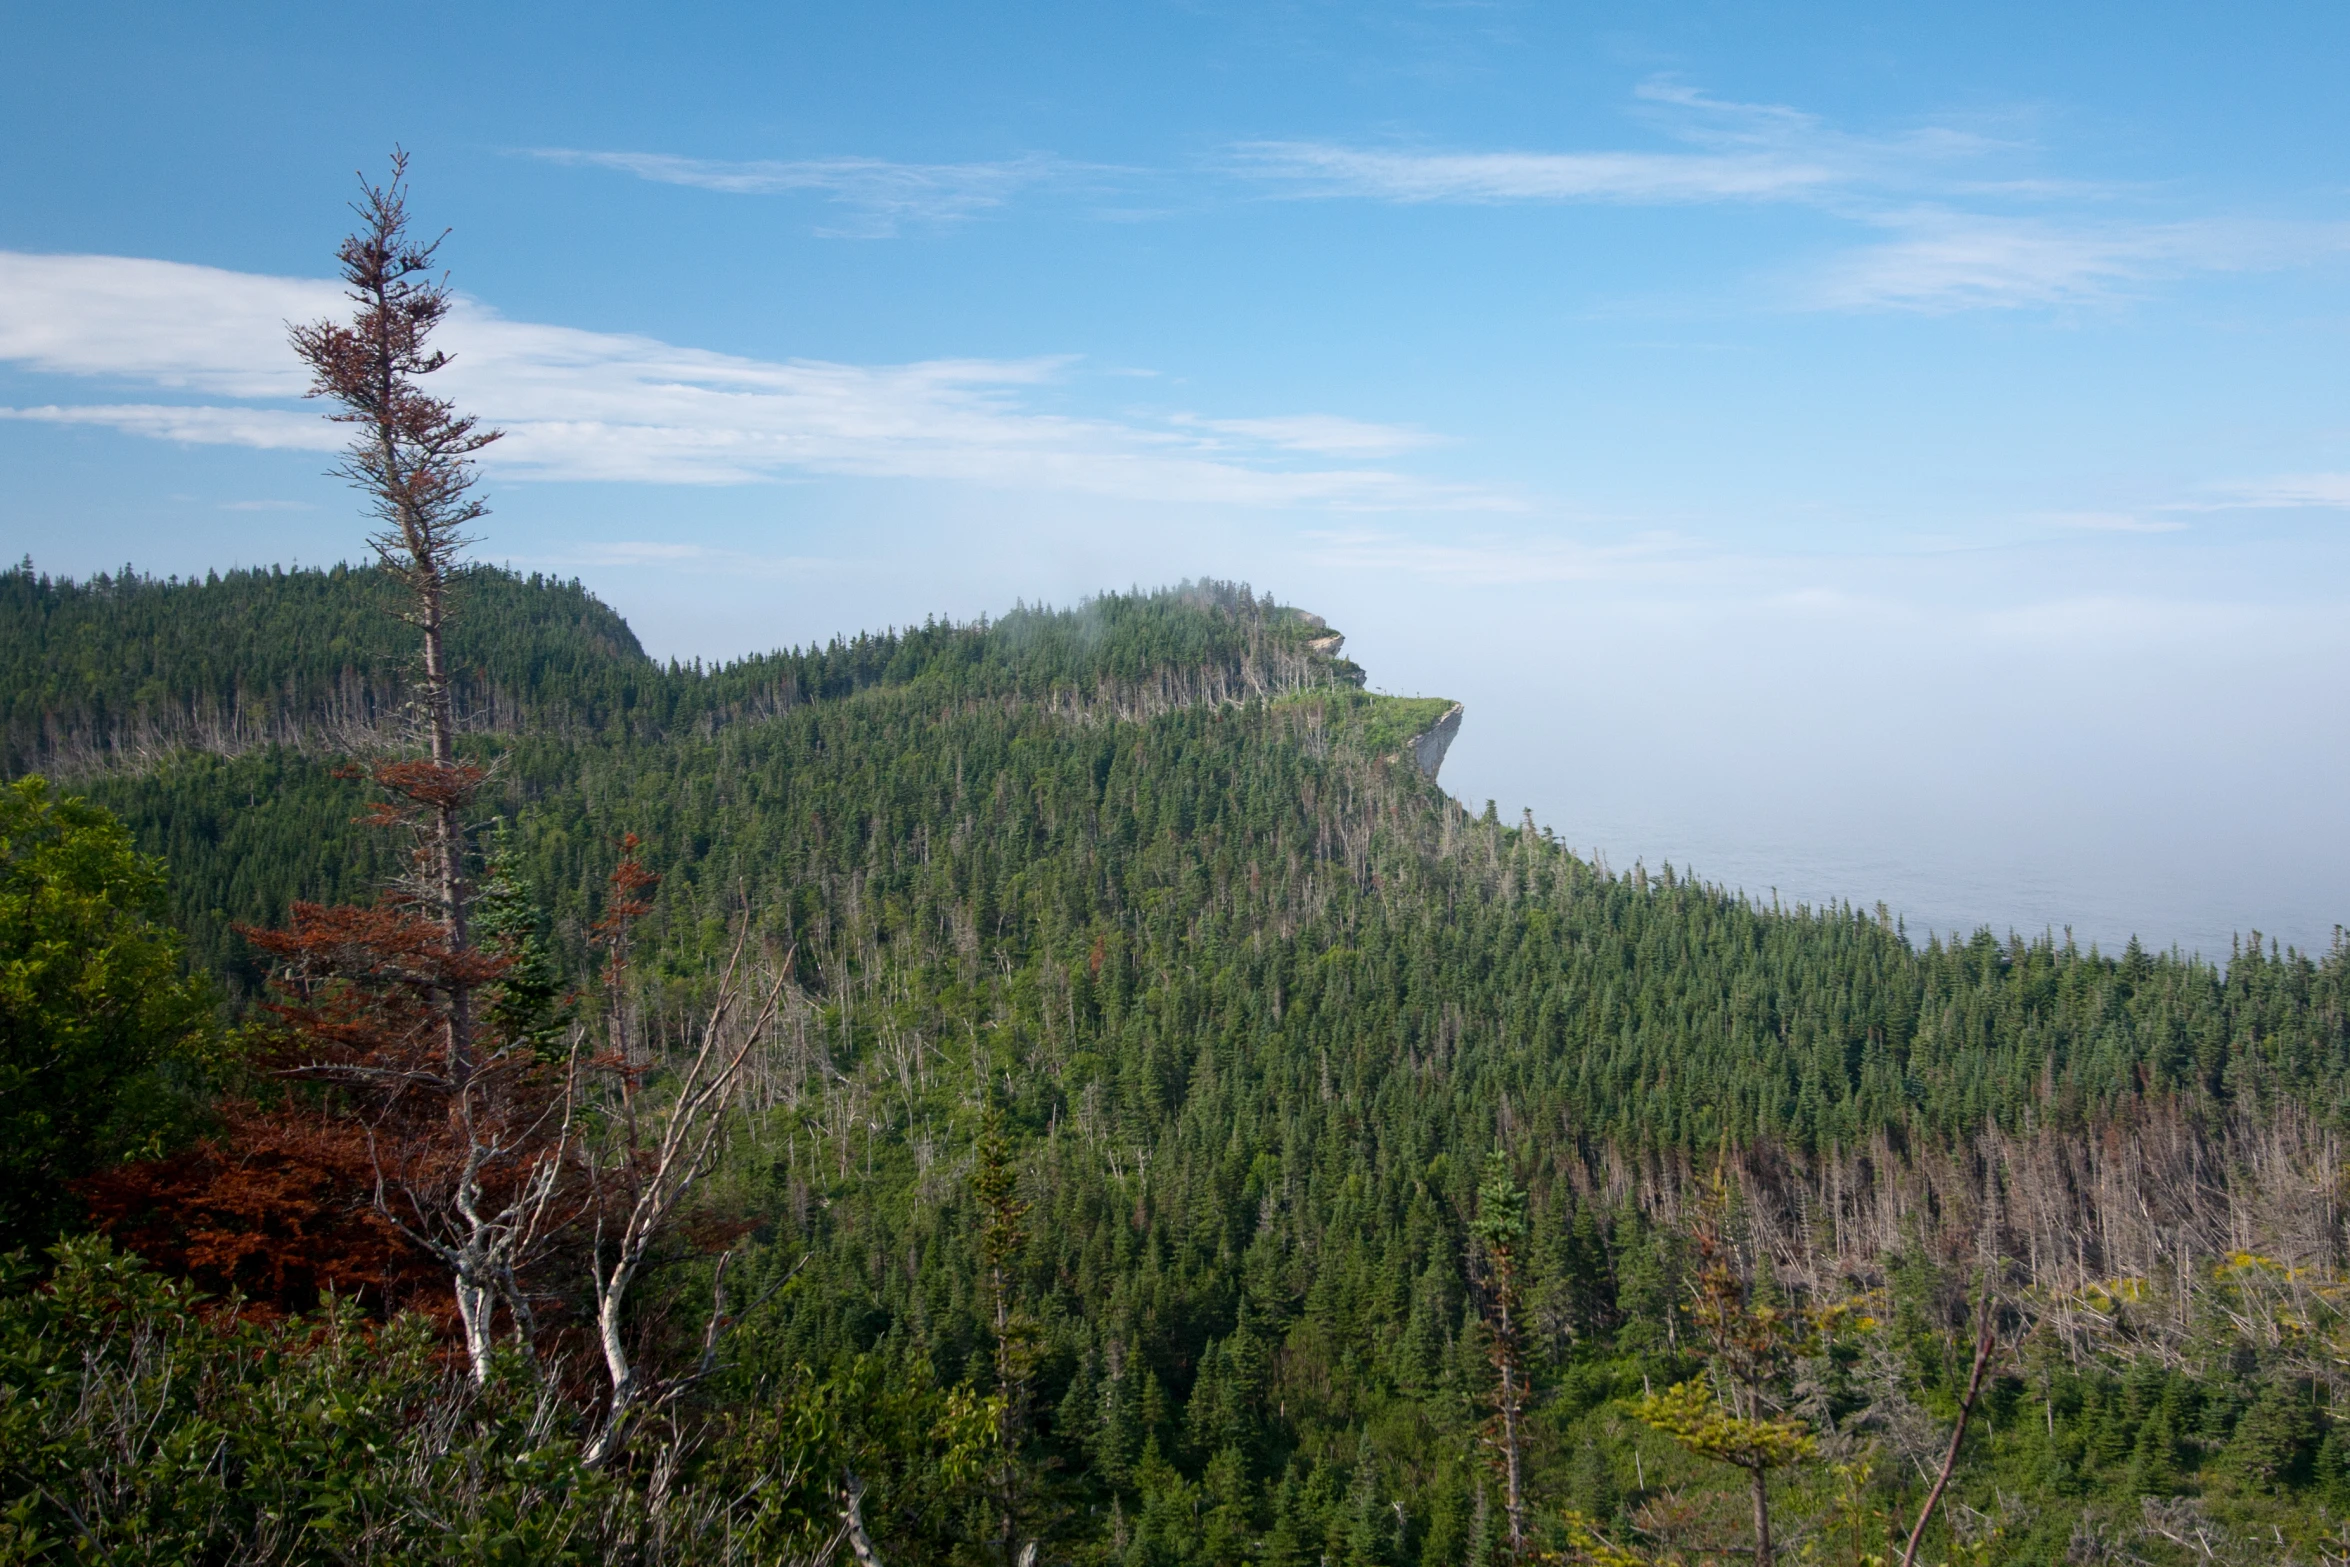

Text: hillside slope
xmin=13 ymin=564 xmax=2350 ymax=1565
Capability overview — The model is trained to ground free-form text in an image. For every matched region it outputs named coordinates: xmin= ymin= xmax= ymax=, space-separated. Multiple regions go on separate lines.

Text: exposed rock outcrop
xmin=1408 ymin=702 xmax=1463 ymax=782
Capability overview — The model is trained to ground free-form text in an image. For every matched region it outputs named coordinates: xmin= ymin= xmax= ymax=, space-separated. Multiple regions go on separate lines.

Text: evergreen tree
xmin=0 ymin=779 xmax=215 ymax=1247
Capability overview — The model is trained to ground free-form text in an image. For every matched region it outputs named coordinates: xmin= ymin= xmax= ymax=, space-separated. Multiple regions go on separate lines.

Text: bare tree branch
xmin=581 ymin=929 xmax=794 ymax=1466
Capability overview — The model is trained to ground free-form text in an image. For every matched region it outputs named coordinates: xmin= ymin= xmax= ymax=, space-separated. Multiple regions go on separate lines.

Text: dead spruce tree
xmin=291 ymin=147 xmax=497 ymax=1032
xmin=285 ymin=150 xmax=559 ymax=1383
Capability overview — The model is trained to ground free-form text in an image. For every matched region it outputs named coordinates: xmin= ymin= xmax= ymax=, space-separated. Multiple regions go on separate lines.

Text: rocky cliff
xmin=1408 ymin=701 xmax=1463 ymax=782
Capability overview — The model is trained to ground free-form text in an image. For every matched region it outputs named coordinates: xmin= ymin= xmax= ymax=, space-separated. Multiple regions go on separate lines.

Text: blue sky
xmin=6 ymin=1 xmax=2349 ymax=956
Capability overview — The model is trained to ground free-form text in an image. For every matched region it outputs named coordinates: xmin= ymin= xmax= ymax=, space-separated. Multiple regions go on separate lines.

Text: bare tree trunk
xmin=1900 ymin=1299 xmax=1999 ymax=1567
xmin=581 ymin=931 xmax=789 ymax=1467
xmin=1751 ymin=1463 xmax=1773 ymax=1567
xmin=369 ymin=1055 xmax=580 ymax=1386
xmin=408 ymin=568 xmax=483 ymax=1341
xmin=841 ymin=1472 xmax=886 ymax=1567
xmin=453 ymin=1272 xmax=493 ymax=1378
xmin=415 ymin=579 xmax=473 ymax=1079
xmin=1499 ymin=1352 xmax=1526 ymax=1556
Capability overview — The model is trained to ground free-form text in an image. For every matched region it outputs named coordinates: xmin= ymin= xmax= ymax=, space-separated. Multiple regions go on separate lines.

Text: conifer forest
xmin=6 ymin=171 xmax=2350 ymax=1567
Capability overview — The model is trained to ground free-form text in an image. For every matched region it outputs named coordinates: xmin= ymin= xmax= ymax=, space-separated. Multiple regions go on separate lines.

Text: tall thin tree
xmin=974 ymin=1107 xmax=1038 ymax=1563
xmin=289 ymin=147 xmax=499 ymax=1084
xmin=1471 ymin=1148 xmax=1532 ymax=1559
xmin=286 ymin=151 xmax=541 ymax=1381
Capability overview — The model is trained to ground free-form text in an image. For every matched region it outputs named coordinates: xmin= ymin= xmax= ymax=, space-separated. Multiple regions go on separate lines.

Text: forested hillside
xmin=1 ymin=559 xmax=1362 ymax=777
xmin=5 ymin=563 xmax=2348 ymax=1567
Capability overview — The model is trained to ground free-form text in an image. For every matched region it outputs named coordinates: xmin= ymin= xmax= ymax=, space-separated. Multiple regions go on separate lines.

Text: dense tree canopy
xmin=5 ymin=564 xmax=2348 ymax=1566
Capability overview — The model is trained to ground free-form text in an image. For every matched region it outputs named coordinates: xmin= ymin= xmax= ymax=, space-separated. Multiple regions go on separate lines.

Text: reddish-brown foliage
xmin=88 ymin=156 xmax=583 ymax=1367
xmin=363 ymin=758 xmax=488 ymax=820
xmin=286 ymin=148 xmax=500 ymax=592
xmin=78 ymin=1101 xmax=447 ymax=1321
xmin=87 ymin=898 xmax=574 ymax=1328
xmin=590 ymin=835 xmax=658 ymax=1074
xmin=594 ymin=834 xmax=657 ymax=980
xmin=244 ymin=901 xmax=506 ymax=1068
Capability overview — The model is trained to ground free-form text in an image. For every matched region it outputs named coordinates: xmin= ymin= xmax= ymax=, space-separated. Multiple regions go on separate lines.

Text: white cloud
xmin=0 ymin=402 xmax=342 ymax=449
xmin=1233 ymin=141 xmax=1835 ymax=204
xmin=0 ymin=250 xmax=335 ymax=395
xmin=0 ymin=251 xmax=1509 ymax=509
xmin=526 ymin=149 xmax=1068 ymax=236
xmin=1234 ymin=80 xmax=2350 ymax=314
xmin=1808 ymin=212 xmax=2350 ymax=312
xmin=2173 ymin=473 xmax=2350 ymax=511
xmin=1234 ymin=78 xmax=1994 ymax=209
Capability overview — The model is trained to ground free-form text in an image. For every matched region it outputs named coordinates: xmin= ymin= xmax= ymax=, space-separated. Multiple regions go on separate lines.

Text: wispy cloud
xmin=2169 ymin=473 xmax=2350 ymax=511
xmin=1235 ymin=78 xmax=1980 ymax=209
xmin=1810 ymin=212 xmax=2350 ymax=312
xmin=1 ymin=403 xmax=341 ymax=449
xmin=526 ymin=149 xmax=1071 ymax=236
xmin=1236 ymin=79 xmax=2350 ymax=313
xmin=1233 ymin=141 xmax=1836 ymax=204
xmin=0 ymin=251 xmax=1511 ymax=510
xmin=1810 ymin=213 xmax=2169 ymax=311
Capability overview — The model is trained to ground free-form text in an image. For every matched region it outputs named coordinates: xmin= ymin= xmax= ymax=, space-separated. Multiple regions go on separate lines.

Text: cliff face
xmin=1408 ymin=701 xmax=1463 ymax=781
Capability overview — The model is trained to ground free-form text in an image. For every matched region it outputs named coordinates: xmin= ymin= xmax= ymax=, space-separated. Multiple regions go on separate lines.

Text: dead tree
xmin=580 ymin=924 xmax=793 ymax=1467
xmin=243 ymin=902 xmax=580 ymax=1382
xmin=288 ymin=151 xmax=521 ymax=1379
xmin=1899 ymin=1283 xmax=2002 ymax=1567
xmin=290 ymin=147 xmax=499 ymax=1084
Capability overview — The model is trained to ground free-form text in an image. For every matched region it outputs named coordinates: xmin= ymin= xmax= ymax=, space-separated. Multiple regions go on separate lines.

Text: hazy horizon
xmin=23 ymin=545 xmax=2333 ymax=963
